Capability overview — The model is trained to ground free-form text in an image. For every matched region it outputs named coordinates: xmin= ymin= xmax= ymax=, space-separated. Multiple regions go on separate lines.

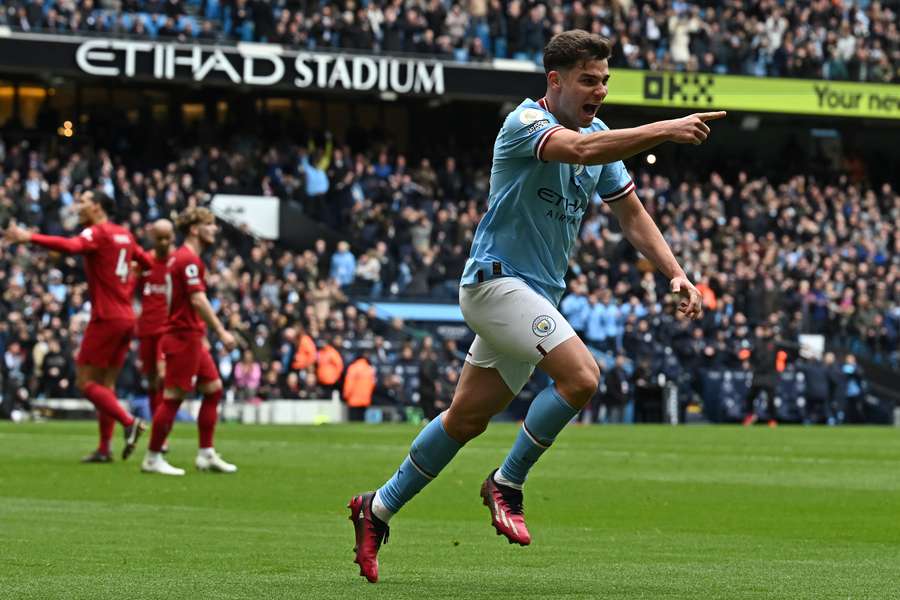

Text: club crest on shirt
xmin=519 ymin=108 xmax=545 ymax=125
xmin=532 ymin=315 xmax=557 ymax=337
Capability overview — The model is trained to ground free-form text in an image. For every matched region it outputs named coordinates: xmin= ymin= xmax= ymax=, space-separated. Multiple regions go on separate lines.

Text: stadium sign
xmin=73 ymin=39 xmax=445 ymax=95
xmin=0 ymin=32 xmax=545 ymax=100
xmin=605 ymin=70 xmax=900 ymax=120
xmin=210 ymin=194 xmax=280 ymax=240
xmin=207 ymin=193 xmax=343 ymax=250
xmin=0 ymin=31 xmax=896 ymax=116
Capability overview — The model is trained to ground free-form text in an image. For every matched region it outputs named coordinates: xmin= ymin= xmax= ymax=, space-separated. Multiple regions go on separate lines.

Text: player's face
xmin=74 ymin=192 xmax=100 ymax=226
xmin=198 ymin=220 xmax=217 ymax=246
xmin=153 ymin=228 xmax=173 ymax=255
xmin=557 ymin=59 xmax=610 ymax=128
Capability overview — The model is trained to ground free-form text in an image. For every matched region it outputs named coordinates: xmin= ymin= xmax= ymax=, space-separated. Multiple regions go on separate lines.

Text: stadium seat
xmin=701 ymin=371 xmax=753 ymax=423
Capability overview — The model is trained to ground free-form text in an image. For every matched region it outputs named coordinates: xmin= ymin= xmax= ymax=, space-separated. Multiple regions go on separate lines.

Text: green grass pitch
xmin=1 ymin=421 xmax=899 ymax=599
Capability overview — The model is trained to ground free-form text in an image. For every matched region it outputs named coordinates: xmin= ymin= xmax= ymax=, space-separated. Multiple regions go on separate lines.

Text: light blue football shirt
xmin=560 ymin=292 xmax=591 ymax=331
xmin=461 ymin=98 xmax=635 ymax=305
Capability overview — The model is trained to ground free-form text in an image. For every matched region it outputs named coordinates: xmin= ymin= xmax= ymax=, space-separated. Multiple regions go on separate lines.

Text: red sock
xmin=97 ymin=413 xmax=115 ymax=454
xmin=83 ymin=382 xmax=134 ymax=427
xmin=149 ymin=388 xmax=164 ymax=420
xmin=198 ymin=388 xmax=222 ymax=449
xmin=150 ymin=399 xmax=181 ymax=452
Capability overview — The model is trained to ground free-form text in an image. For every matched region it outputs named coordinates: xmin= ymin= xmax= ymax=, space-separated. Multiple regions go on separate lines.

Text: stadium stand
xmin=0 ymin=0 xmax=896 ymax=80
xmin=0 ymin=125 xmax=896 ymax=423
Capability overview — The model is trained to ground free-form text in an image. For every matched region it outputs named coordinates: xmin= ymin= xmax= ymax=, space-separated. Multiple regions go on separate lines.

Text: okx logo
xmin=644 ymin=73 xmax=715 ymax=105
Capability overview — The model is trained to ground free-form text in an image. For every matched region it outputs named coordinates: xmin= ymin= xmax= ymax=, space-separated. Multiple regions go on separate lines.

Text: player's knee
xmin=200 ymin=379 xmax=223 ymax=395
xmin=558 ymin=361 xmax=600 ymax=407
xmin=163 ymin=387 xmax=186 ymax=402
xmin=75 ymin=372 xmax=92 ymax=393
xmin=443 ymin=407 xmax=489 ymax=443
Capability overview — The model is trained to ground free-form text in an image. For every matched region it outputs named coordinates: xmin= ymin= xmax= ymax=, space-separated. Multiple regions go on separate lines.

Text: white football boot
xmin=195 ymin=449 xmax=238 ymax=473
xmin=141 ymin=453 xmax=186 ymax=476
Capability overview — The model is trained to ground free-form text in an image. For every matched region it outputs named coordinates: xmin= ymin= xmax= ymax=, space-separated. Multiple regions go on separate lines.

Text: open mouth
xmin=582 ymin=103 xmax=600 ymax=119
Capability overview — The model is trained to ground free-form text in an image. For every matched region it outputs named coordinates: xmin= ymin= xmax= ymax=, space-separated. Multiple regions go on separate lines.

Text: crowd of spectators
xmin=3 ymin=0 xmax=897 ymax=81
xmin=0 ymin=123 xmax=897 ymax=423
xmin=0 ymin=132 xmax=473 ymax=420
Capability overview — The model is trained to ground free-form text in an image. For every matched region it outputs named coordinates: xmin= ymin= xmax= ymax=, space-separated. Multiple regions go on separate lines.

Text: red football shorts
xmin=138 ymin=333 xmax=165 ymax=376
xmin=161 ymin=332 xmax=219 ymax=391
xmin=77 ymin=318 xmax=135 ymax=369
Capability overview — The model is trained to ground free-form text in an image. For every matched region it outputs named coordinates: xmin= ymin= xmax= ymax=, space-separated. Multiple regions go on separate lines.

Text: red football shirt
xmin=166 ymin=245 xmax=207 ymax=335
xmin=32 ymin=222 xmax=149 ymax=322
xmin=136 ymin=253 xmax=170 ymax=337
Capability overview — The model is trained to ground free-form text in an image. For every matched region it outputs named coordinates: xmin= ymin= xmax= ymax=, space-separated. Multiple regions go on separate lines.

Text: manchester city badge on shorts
xmin=531 ymin=315 xmax=557 ymax=337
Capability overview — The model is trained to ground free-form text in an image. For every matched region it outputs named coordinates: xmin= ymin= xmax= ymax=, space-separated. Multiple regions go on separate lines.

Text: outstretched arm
xmin=542 ymin=111 xmax=726 ymax=165
xmin=608 ymin=192 xmax=702 ymax=320
xmin=4 ymin=222 xmax=89 ymax=254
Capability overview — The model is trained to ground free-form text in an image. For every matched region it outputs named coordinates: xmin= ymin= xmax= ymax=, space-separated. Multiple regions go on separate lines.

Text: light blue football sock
xmin=376 ymin=413 xmax=462 ymax=514
xmin=499 ymin=384 xmax=578 ymax=487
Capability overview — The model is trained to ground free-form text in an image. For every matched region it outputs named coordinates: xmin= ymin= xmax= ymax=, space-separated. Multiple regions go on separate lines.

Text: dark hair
xmin=89 ymin=191 xmax=118 ymax=220
xmin=543 ymin=30 xmax=611 ymax=73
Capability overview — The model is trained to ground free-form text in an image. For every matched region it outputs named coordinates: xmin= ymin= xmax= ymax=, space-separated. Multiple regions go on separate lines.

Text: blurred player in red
xmin=136 ymin=219 xmax=174 ymax=447
xmin=141 ymin=207 xmax=238 ymax=476
xmin=4 ymin=191 xmax=149 ymax=461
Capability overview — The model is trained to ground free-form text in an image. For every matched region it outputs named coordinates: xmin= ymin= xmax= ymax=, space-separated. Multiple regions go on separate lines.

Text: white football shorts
xmin=459 ymin=276 xmax=576 ymax=395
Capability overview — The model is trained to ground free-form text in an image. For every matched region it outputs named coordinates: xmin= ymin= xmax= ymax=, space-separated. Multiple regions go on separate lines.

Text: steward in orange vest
xmin=291 ymin=328 xmax=317 ymax=371
xmin=316 ymin=339 xmax=345 ymax=387
xmin=343 ymin=354 xmax=376 ymax=409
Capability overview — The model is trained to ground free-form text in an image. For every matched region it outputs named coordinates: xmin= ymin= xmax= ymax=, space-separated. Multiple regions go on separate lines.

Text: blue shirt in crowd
xmin=560 ymin=293 xmax=591 ymax=332
xmin=301 ymin=156 xmax=330 ymax=197
xmin=330 ymin=250 xmax=356 ymax=287
xmin=587 ymin=302 xmax=608 ymax=343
